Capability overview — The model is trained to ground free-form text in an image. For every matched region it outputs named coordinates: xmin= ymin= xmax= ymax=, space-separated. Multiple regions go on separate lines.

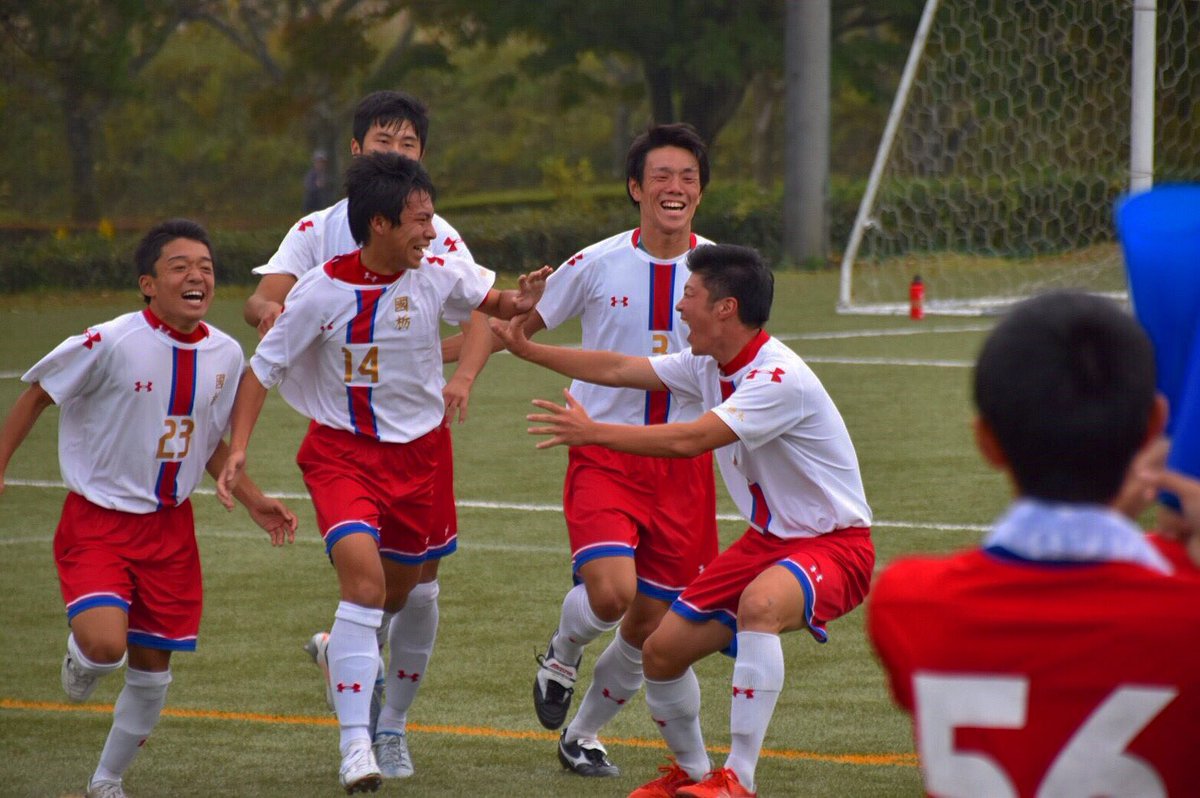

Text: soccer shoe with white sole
xmin=628 ymin=759 xmax=698 ymax=797
xmin=303 ymin=631 xmax=335 ymax=711
xmin=533 ymin=637 xmax=580 ymax=730
xmin=338 ymin=744 xmax=382 ymax=794
xmin=372 ymin=731 xmax=414 ymax=778
xmin=86 ymin=779 xmax=126 ymax=798
xmin=677 ymin=768 xmax=757 ymax=798
xmin=558 ymin=730 xmax=620 ymax=777
xmin=62 ymin=652 xmax=101 ymax=702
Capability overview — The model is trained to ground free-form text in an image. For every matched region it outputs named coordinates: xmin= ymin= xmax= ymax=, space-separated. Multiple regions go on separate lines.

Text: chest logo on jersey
xmin=134 ymin=381 xmax=153 ymax=392
xmin=610 ymin=295 xmax=629 ymax=307
xmin=746 ymin=367 xmax=785 ymax=383
xmin=443 ymin=237 xmax=460 ymax=252
xmin=82 ymin=330 xmax=102 ymax=350
xmin=395 ymin=296 xmax=412 ymax=330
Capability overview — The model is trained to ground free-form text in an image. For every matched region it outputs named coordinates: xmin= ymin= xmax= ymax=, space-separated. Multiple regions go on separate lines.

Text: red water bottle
xmin=909 ymin=275 xmax=925 ymax=320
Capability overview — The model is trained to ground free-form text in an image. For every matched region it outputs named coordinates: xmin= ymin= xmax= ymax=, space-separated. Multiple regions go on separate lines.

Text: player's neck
xmin=359 ymin=244 xmax=405 ymax=276
xmin=713 ymin=325 xmax=764 ymax=369
xmin=636 ymin=226 xmax=693 ymax=260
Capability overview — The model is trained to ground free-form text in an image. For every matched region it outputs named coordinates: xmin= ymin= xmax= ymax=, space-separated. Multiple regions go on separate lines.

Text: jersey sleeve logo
xmin=746 ymin=367 xmax=785 ymax=383
xmin=425 ymin=255 xmax=445 ymax=266
xmin=566 ymin=252 xmax=584 ymax=266
xmin=443 ymin=236 xmax=460 ymax=252
xmin=298 ymin=220 xmax=314 ymax=232
xmin=82 ymin=329 xmax=102 ymax=349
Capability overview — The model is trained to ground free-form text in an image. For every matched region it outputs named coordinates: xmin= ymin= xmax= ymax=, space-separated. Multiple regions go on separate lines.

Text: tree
xmin=0 ymin=1 xmax=194 ymax=222
xmin=420 ymin=0 xmax=783 ymax=148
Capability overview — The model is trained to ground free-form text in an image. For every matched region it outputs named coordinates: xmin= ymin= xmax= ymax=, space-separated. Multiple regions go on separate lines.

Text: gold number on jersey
xmin=652 ymin=333 xmax=669 ymax=355
xmin=342 ymin=346 xmax=380 ymax=384
xmin=156 ymin=417 xmax=195 ymax=460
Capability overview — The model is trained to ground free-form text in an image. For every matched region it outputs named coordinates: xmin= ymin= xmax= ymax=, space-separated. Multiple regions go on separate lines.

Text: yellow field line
xmin=1 ymin=697 xmax=916 ymax=768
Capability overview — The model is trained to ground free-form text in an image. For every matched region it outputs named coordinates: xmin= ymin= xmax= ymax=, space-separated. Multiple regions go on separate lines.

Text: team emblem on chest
xmin=395 ymin=295 xmax=411 ymax=331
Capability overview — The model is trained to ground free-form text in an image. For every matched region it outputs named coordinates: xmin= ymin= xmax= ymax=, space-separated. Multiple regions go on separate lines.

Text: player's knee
xmin=736 ymin=588 xmax=788 ymax=633
xmin=340 ymin=574 xmax=386 ymax=608
xmin=75 ymin=633 xmax=127 ymax=666
xmin=587 ymin=586 xmax=632 ymax=623
xmin=642 ymin=635 xmax=682 ymax=680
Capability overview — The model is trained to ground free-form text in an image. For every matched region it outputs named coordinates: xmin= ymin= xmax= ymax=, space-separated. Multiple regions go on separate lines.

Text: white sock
xmin=726 ymin=631 xmax=785 ymax=791
xmin=92 ymin=667 xmax=171 ymax=785
xmin=377 ymin=580 xmax=440 ymax=735
xmin=644 ymin=669 xmax=709 ymax=781
xmin=565 ymin=632 xmax=642 ymax=742
xmin=551 ymin=583 xmax=618 ymax=665
xmin=328 ymin=601 xmax=384 ymax=753
xmin=68 ymin=633 xmax=126 ymax=675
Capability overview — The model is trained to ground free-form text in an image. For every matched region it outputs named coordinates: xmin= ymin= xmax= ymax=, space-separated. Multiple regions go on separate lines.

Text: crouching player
xmin=495 ymin=243 xmax=874 ymax=797
xmin=217 ymin=152 xmax=550 ymax=794
xmin=0 ymin=219 xmax=297 ymax=798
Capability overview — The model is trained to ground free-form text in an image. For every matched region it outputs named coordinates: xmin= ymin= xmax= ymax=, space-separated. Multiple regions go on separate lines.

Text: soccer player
xmin=516 ymin=123 xmax=721 ymax=779
xmin=867 ymin=291 xmax=1200 ymax=797
xmin=494 ymin=243 xmax=874 ymax=798
xmin=216 ymin=152 xmax=549 ymax=794
xmin=244 ymin=90 xmax=490 ymax=775
xmin=0 ymin=219 xmax=297 ymax=798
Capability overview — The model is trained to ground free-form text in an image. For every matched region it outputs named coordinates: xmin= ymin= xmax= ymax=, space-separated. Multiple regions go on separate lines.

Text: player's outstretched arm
xmin=206 ymin=439 xmax=297 ymax=546
xmin=0 ymin=383 xmax=54 ymax=497
xmin=528 ymin=389 xmax=738 ymax=457
xmin=491 ymin=316 xmax=664 ymax=391
xmin=477 ymin=265 xmax=554 ymax=319
xmin=243 ymin=274 xmax=298 ymax=337
xmin=216 ymin=370 xmax=271 ymax=509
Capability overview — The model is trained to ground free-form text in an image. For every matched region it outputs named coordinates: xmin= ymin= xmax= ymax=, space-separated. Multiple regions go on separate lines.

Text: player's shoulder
xmin=199 ymin=321 xmax=242 ymax=352
xmin=562 ymin=229 xmax=637 ymax=268
xmin=873 ymin=549 xmax=983 ymax=606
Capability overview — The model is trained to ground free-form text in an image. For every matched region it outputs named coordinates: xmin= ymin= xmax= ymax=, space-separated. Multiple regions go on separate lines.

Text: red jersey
xmin=868 ymin=548 xmax=1200 ymax=797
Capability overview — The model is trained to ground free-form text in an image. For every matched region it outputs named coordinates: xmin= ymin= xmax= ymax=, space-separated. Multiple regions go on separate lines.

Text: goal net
xmin=838 ymin=0 xmax=1200 ymax=316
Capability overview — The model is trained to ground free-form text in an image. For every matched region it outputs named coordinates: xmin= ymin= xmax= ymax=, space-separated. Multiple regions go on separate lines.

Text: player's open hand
xmin=443 ymin=372 xmax=473 ymax=424
xmin=528 ymin=388 xmax=594 ymax=449
xmin=216 ymin=450 xmax=247 ymax=510
xmin=490 ymin=314 xmax=533 ymax=357
xmin=256 ymin=303 xmax=284 ymax=338
xmin=247 ymin=495 xmax=298 ymax=546
xmin=512 ymin=265 xmax=553 ymax=314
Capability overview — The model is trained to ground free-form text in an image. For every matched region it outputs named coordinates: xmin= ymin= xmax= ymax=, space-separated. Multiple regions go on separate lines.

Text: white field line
xmin=1 ymin=478 xmax=989 ymax=541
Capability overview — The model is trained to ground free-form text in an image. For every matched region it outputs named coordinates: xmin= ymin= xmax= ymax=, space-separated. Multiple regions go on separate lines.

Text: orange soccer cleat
xmin=628 ymin=758 xmax=698 ymax=798
xmin=676 ymin=767 xmax=757 ymax=798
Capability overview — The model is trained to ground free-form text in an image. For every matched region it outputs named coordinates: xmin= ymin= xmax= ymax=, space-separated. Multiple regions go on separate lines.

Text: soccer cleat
xmin=338 ymin=744 xmax=382 ymax=794
xmin=85 ymin=779 xmax=126 ymax=798
xmin=676 ymin=767 xmax=757 ymax=798
xmin=62 ymin=652 xmax=100 ymax=702
xmin=373 ymin=731 xmax=414 ymax=779
xmin=557 ymin=730 xmax=620 ymax=777
xmin=628 ymin=759 xmax=697 ymax=797
xmin=533 ymin=637 xmax=580 ymax=729
xmin=303 ymin=631 xmax=335 ymax=711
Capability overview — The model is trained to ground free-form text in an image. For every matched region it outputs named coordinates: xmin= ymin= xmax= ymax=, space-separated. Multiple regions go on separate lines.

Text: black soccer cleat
xmin=533 ymin=639 xmax=580 ymax=730
xmin=557 ymin=730 xmax=620 ymax=777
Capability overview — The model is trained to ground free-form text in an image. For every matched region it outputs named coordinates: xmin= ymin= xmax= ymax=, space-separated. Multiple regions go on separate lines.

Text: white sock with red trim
xmin=726 ymin=631 xmax=784 ymax=792
xmin=377 ymin=580 xmax=440 ymax=735
xmin=328 ymin=601 xmax=384 ymax=753
xmin=92 ymin=667 xmax=171 ymax=785
xmin=644 ymin=668 xmax=710 ymax=781
xmin=565 ymin=632 xmax=643 ymax=742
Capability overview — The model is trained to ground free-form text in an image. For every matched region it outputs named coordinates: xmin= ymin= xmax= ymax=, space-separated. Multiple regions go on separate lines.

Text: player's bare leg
xmin=63 ymin=606 xmax=128 ymax=701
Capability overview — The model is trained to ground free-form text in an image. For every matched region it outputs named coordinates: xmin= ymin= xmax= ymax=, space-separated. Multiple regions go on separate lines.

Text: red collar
xmin=324 ymin=250 xmax=405 ymax=286
xmin=719 ymin=329 xmax=770 ymax=376
xmin=141 ymin=308 xmax=208 ymax=343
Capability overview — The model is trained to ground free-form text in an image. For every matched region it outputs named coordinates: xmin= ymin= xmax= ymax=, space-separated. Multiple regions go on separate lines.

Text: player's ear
xmin=350 ymin=136 xmax=363 ymax=157
xmin=138 ymin=273 xmax=156 ymax=300
xmin=628 ymin=177 xmax=643 ymax=204
xmin=972 ymin=416 xmax=1008 ymax=471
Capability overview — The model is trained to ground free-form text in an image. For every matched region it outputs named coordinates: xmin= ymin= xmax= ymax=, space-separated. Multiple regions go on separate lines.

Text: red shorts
xmin=54 ymin=492 xmax=202 ymax=652
xmin=297 ymin=422 xmax=442 ymax=563
xmin=673 ymin=526 xmax=874 ymax=647
xmin=430 ymin=423 xmax=457 ymax=556
xmin=564 ymin=445 xmax=719 ymax=598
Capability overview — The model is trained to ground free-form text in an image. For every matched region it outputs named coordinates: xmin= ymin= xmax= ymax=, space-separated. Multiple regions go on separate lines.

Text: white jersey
xmin=535 ymin=228 xmax=711 ymax=425
xmin=253 ymin=198 xmax=470 ymax=281
xmin=250 ymin=250 xmax=495 ymax=443
xmin=23 ymin=309 xmax=244 ymax=514
xmin=651 ymin=331 xmax=871 ymax=538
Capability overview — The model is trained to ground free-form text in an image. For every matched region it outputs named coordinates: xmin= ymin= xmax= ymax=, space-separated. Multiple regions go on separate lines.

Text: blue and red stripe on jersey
xmin=644 ymin=260 xmax=679 ymax=425
xmin=344 ymin=288 xmax=384 ymax=440
xmin=155 ymin=346 xmax=198 ymax=509
xmin=748 ymin=482 xmax=773 ymax=533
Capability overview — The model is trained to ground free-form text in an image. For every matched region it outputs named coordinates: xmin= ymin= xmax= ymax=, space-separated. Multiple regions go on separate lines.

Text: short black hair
xmin=686 ymin=244 xmax=773 ymax=328
xmin=134 ymin=219 xmax=212 ymax=304
xmin=973 ymin=291 xmax=1156 ymax=503
xmin=625 ymin=123 xmax=710 ymax=205
xmin=352 ymin=90 xmax=429 ymax=153
xmin=345 ymin=152 xmax=436 ymax=246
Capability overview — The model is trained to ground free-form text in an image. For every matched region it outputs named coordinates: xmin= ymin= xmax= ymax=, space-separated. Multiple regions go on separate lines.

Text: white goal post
xmin=838 ymin=0 xmax=1200 ymax=316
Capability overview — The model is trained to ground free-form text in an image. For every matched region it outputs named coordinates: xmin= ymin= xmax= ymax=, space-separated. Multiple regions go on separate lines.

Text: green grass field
xmin=0 ymin=271 xmax=1007 ymax=797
